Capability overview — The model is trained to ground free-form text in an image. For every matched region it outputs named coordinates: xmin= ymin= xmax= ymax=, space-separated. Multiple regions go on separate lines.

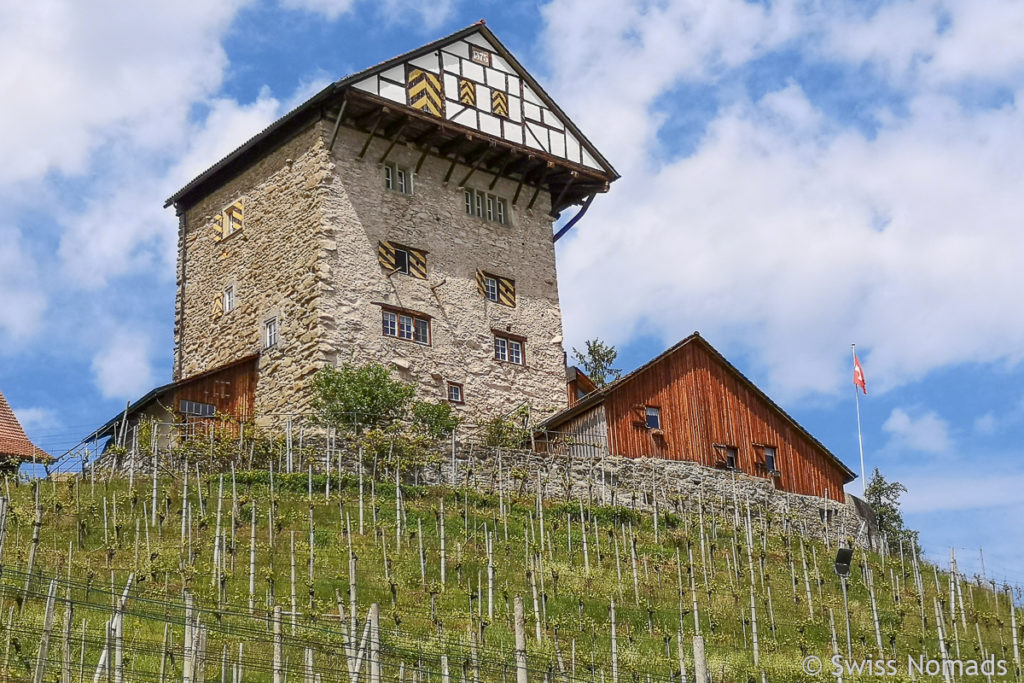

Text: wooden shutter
xmin=406 ymin=67 xmax=444 ymax=118
xmin=476 ymin=269 xmax=486 ymax=297
xmin=212 ymin=214 xmax=223 ymax=242
xmin=378 ymin=241 xmax=398 ymax=271
xmin=406 ymin=248 xmax=427 ymax=279
xmin=496 ymin=275 xmax=516 ymax=307
xmin=211 ymin=294 xmax=223 ymax=318
xmin=225 ymin=200 xmax=244 ymax=234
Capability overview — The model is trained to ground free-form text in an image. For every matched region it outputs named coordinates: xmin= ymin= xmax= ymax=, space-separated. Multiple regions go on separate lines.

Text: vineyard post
xmin=273 ymin=605 xmax=283 ymax=683
xmin=369 ymin=603 xmax=381 ymax=683
xmin=32 ymin=578 xmax=58 ymax=683
xmin=610 ymin=597 xmax=618 ymax=683
xmin=692 ymin=635 xmax=708 ymax=683
xmin=513 ymin=596 xmax=528 ymax=683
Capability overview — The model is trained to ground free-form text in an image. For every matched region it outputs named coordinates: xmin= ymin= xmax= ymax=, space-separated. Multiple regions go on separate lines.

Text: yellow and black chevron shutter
xmin=407 ymin=248 xmax=427 ymax=279
xmin=458 ymin=78 xmax=475 ymax=106
xmin=406 ymin=67 xmax=444 ymax=117
xmin=225 ymin=200 xmax=244 ymax=234
xmin=477 ymin=270 xmax=516 ymax=307
xmin=496 ymin=275 xmax=515 ymax=306
xmin=491 ymin=90 xmax=508 ymax=118
xmin=211 ymin=294 xmax=223 ymax=318
xmin=212 ymin=214 xmax=223 ymax=242
xmin=378 ymin=241 xmax=398 ymax=271
xmin=379 ymin=241 xmax=427 ymax=279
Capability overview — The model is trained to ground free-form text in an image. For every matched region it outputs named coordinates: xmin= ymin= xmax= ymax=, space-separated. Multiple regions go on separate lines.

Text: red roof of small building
xmin=0 ymin=389 xmax=51 ymax=462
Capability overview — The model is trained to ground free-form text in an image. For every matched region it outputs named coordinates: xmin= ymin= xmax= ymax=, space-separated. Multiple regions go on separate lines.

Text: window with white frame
xmin=447 ymin=382 xmax=464 ymax=404
xmin=645 ymin=406 xmax=661 ymax=430
xmin=222 ymin=286 xmax=235 ymax=314
xmin=464 ymin=189 xmax=508 ymax=225
xmin=264 ymin=317 xmax=278 ymax=349
xmin=384 ymin=162 xmax=413 ymax=195
xmin=484 ymin=276 xmax=498 ymax=302
xmin=382 ymin=308 xmax=429 ymax=345
xmin=493 ymin=335 xmax=524 ymax=365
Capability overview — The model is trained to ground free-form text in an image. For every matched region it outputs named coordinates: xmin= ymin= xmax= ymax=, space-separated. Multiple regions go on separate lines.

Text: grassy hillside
xmin=0 ymin=457 xmax=1018 ymax=682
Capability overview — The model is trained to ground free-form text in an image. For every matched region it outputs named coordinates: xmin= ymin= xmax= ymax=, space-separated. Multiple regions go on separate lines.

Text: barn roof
xmin=541 ymin=333 xmax=857 ymax=482
xmin=166 ymin=21 xmax=617 ymax=213
xmin=0 ymin=388 xmax=52 ymax=462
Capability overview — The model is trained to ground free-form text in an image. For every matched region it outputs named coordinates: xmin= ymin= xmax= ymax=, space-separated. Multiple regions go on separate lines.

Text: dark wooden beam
xmin=549 ymin=171 xmax=578 ymax=217
xmin=327 ymin=96 xmax=348 ymax=153
xmin=355 ymin=106 xmax=387 ymax=130
xmin=527 ymin=162 xmax=554 ymax=210
xmin=439 ymin=133 xmax=472 ymax=157
xmin=377 ymin=121 xmax=408 ymax=165
xmin=357 ymin=110 xmax=385 ymax=159
xmin=457 ymin=144 xmax=495 ymax=188
xmin=488 ymin=153 xmax=518 ymax=190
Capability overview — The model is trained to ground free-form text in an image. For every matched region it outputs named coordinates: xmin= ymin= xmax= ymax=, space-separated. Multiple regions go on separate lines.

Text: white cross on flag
xmin=853 ymin=355 xmax=867 ymax=395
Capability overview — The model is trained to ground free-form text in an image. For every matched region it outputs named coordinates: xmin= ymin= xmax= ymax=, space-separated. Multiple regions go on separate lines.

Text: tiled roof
xmin=0 ymin=389 xmax=50 ymax=462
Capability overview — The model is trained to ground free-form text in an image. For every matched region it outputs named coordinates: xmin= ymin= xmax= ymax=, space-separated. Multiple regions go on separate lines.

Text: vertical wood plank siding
xmin=174 ymin=357 xmax=258 ymax=423
xmin=602 ymin=342 xmax=848 ymax=500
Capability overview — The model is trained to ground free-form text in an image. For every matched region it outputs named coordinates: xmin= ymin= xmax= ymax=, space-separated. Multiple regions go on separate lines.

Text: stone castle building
xmin=163 ymin=23 xmax=618 ymax=429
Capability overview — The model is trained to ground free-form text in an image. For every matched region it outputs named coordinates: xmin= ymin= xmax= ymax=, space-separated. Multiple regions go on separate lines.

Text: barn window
xmin=763 ymin=446 xmax=778 ymax=472
xmin=179 ymin=400 xmax=215 ymax=418
xmin=644 ymin=406 xmax=661 ymax=430
xmin=726 ymin=446 xmax=738 ymax=470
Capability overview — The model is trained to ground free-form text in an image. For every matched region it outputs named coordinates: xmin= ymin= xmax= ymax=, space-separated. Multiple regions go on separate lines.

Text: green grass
xmin=0 ymin=466 xmax=1017 ymax=682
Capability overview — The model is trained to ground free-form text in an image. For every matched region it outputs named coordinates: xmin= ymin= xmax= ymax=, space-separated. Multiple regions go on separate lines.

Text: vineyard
xmin=0 ymin=438 xmax=1020 ymax=682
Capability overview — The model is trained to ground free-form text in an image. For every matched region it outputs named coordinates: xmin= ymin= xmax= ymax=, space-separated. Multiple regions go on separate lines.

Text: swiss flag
xmin=853 ymin=355 xmax=867 ymax=395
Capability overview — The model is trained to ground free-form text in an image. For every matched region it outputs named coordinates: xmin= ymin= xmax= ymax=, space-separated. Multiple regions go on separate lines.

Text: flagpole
xmin=852 ymin=343 xmax=866 ymax=497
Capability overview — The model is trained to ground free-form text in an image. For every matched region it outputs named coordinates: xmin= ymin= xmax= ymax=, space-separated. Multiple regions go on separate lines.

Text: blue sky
xmin=2 ymin=0 xmax=1022 ymax=585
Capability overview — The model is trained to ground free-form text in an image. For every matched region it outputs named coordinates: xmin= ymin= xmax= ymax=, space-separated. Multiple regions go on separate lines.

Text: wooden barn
xmin=539 ymin=333 xmax=856 ymax=500
xmin=87 ymin=355 xmax=258 ymax=447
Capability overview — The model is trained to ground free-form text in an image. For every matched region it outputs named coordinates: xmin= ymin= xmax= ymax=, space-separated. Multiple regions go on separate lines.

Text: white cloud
xmin=882 ymin=407 xmax=953 ymax=454
xmin=0 ymin=1 xmax=244 ymax=186
xmin=279 ymin=0 xmax=458 ymax=29
xmin=10 ymin=406 xmax=58 ymax=432
xmin=974 ymin=412 xmax=997 ymax=435
xmin=0 ymin=227 xmax=47 ymax=342
xmin=91 ymin=329 xmax=156 ymax=400
xmin=541 ymin=0 xmax=1024 ymax=401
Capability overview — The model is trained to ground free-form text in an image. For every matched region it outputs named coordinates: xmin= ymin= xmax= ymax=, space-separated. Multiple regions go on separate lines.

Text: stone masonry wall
xmin=176 ymin=122 xmax=332 ymax=419
xmin=387 ymin=447 xmax=881 ymax=552
xmin=320 ymin=127 xmax=567 ymax=430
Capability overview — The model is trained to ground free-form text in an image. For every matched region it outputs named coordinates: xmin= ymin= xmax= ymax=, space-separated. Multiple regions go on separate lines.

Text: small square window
xmin=645 ymin=406 xmax=661 ymax=430
xmin=393 ymin=249 xmax=410 ymax=275
xmin=447 ymin=382 xmax=464 ymax=404
xmin=484 ymin=277 xmax=499 ymax=302
xmin=384 ymin=163 xmax=413 ymax=195
xmin=726 ymin=446 xmax=738 ymax=470
xmin=763 ymin=446 xmax=777 ymax=472
xmin=494 ymin=336 xmax=507 ymax=362
xmin=222 ymin=286 xmax=235 ymax=314
xmin=264 ymin=318 xmax=278 ymax=349
xmin=508 ymin=340 xmax=522 ymax=365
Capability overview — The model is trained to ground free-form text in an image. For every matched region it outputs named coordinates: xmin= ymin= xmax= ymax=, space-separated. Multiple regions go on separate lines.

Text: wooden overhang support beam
xmin=327 ymin=95 xmax=349 ymax=153
xmin=511 ymin=155 xmax=538 ymax=205
xmin=377 ymin=119 xmax=408 ymax=165
xmin=552 ymin=192 xmax=596 ymax=243
xmin=357 ymin=109 xmax=387 ymax=159
xmin=488 ymin=152 xmax=518 ymax=191
xmin=527 ymin=162 xmax=555 ymax=210
xmin=441 ymin=134 xmax=474 ymax=184
xmin=549 ymin=171 xmax=578 ymax=218
xmin=457 ymin=142 xmax=495 ymax=188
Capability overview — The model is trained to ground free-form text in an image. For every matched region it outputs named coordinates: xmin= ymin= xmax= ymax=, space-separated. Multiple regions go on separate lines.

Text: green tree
xmin=865 ymin=467 xmax=919 ymax=551
xmin=571 ymin=338 xmax=621 ymax=387
xmin=311 ymin=363 xmax=415 ymax=431
xmin=411 ymin=400 xmax=460 ymax=440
